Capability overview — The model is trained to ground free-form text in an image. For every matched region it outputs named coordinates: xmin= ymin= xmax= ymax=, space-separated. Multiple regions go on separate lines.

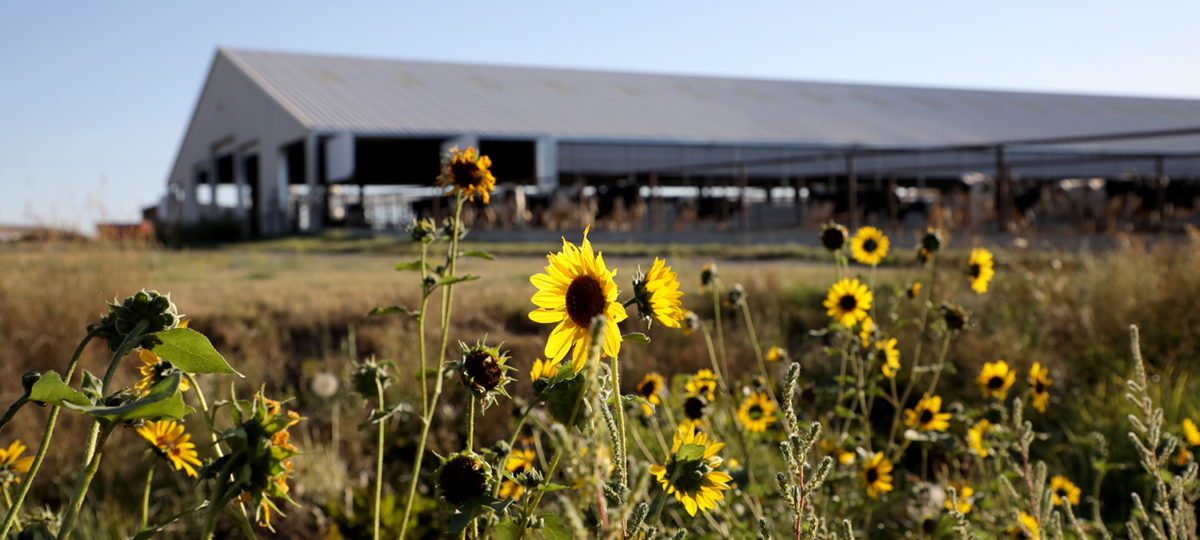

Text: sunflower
xmin=859 ymin=317 xmax=875 ymax=348
xmin=681 ymin=310 xmax=701 ymax=337
xmin=636 ymin=373 xmax=665 ymax=416
xmin=904 ymin=393 xmax=951 ymax=432
xmin=968 ymin=419 xmax=993 ymax=457
xmin=823 ymin=278 xmax=873 ymax=327
xmin=699 ymin=263 xmax=717 ymax=288
xmin=737 ymin=393 xmax=777 ymax=433
xmin=685 ymin=369 xmax=719 ymax=401
xmin=850 ymin=226 xmax=889 ymax=265
xmin=976 ymin=361 xmax=1017 ymax=400
xmin=907 ymin=281 xmax=922 ymax=299
xmin=968 ymin=248 xmax=995 ymax=294
xmin=500 ymin=448 xmax=536 ymax=501
xmin=877 ymin=337 xmax=901 ymax=378
xmin=436 ymin=146 xmax=495 ymax=204
xmin=438 ymin=452 xmax=492 ymax=506
xmin=820 ymin=222 xmax=848 ymax=251
xmin=530 ymin=357 xmax=561 ymax=382
xmin=136 ymin=420 xmax=202 ymax=477
xmin=1008 ymin=511 xmax=1041 ymax=539
xmin=861 ymin=451 xmax=894 ymax=499
xmin=632 ymin=258 xmax=685 ymax=328
xmin=134 ymin=349 xmax=191 ymax=395
xmin=838 ymin=451 xmax=856 ymax=466
xmin=765 ymin=345 xmax=786 ymax=363
xmin=683 ymin=396 xmax=708 ymax=420
xmin=0 ymin=440 xmax=33 ymax=486
xmin=1185 ymin=418 xmax=1200 ymax=446
xmin=1029 ymin=363 xmax=1052 ymax=412
xmin=945 ymin=484 xmax=974 ymax=514
xmin=1049 ymin=475 xmax=1081 ymax=506
xmin=649 ymin=421 xmax=732 ymax=516
xmin=528 ymin=228 xmax=628 ymax=374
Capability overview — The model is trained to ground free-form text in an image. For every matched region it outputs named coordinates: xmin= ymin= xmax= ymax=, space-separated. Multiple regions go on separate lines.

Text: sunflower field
xmin=0 ymin=147 xmax=1198 ymax=539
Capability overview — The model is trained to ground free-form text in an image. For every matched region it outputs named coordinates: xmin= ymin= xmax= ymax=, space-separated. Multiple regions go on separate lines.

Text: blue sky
xmin=3 ymin=1 xmax=1199 ymax=232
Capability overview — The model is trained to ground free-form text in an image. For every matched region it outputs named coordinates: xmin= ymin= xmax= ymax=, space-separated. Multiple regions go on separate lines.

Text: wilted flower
xmin=437 ymin=451 xmax=492 ymax=505
xmin=820 ymin=222 xmax=848 ymax=251
xmin=436 ymin=146 xmax=496 ymax=203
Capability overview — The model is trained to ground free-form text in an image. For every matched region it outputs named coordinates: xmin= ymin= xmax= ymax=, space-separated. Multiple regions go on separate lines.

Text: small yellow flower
xmin=737 ymin=393 xmax=777 ymax=433
xmin=968 ymin=248 xmax=995 ymax=294
xmin=850 ymin=226 xmax=889 ymax=266
xmin=1008 ymin=511 xmax=1040 ymax=539
xmin=681 ymin=310 xmax=701 ymax=337
xmin=1183 ymin=418 xmax=1200 ymax=446
xmin=528 ymin=228 xmax=628 ymax=374
xmin=685 ymin=369 xmax=719 ymax=401
xmin=861 ymin=451 xmax=894 ymax=499
xmin=530 ymin=357 xmax=561 ymax=382
xmin=500 ymin=448 xmax=536 ymax=501
xmin=1030 ymin=363 xmax=1052 ymax=412
xmin=134 ymin=349 xmax=191 ymax=395
xmin=877 ymin=338 xmax=901 ymax=378
xmin=823 ymin=278 xmax=873 ymax=327
xmin=905 ymin=393 xmax=952 ymax=432
xmin=907 ymin=281 xmax=922 ymax=299
xmin=968 ymin=419 xmax=993 ymax=458
xmin=1050 ymin=475 xmax=1081 ymax=506
xmin=136 ymin=420 xmax=202 ymax=477
xmin=859 ymin=317 xmax=875 ymax=348
xmin=632 ymin=258 xmax=685 ymax=328
xmin=765 ymin=346 xmax=786 ymax=363
xmin=945 ymin=484 xmax=974 ymax=514
xmin=649 ymin=422 xmax=732 ymax=516
xmin=436 ymin=146 xmax=496 ymax=203
xmin=838 ymin=451 xmax=856 ymax=466
xmin=635 ymin=373 xmax=665 ymax=416
xmin=976 ymin=361 xmax=1017 ymax=400
xmin=0 ymin=440 xmax=34 ymax=485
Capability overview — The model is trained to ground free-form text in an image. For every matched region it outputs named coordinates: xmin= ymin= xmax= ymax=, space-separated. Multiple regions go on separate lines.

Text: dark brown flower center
xmin=987 ymin=376 xmax=1005 ymax=389
xmin=820 ymin=228 xmax=845 ymax=250
xmin=865 ymin=467 xmax=879 ymax=483
xmin=450 ymin=161 xmax=480 ymax=188
xmin=1035 ymin=381 xmax=1047 ymax=393
xmin=748 ymin=405 xmax=764 ymax=420
xmin=463 ymin=350 xmax=502 ymax=391
xmin=565 ymin=275 xmax=606 ymax=327
xmin=438 ymin=455 xmax=487 ymax=505
xmin=969 ymin=264 xmax=981 ymax=278
xmin=919 ymin=409 xmax=934 ymax=424
xmin=684 ymin=397 xmax=706 ymax=420
xmin=862 ymin=238 xmax=878 ymax=253
xmin=637 ymin=379 xmax=659 ymax=399
xmin=838 ymin=294 xmax=858 ymax=312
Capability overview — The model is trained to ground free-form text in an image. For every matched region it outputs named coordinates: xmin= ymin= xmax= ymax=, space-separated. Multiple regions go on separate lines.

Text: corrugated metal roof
xmin=221 ymin=48 xmax=1200 ymax=153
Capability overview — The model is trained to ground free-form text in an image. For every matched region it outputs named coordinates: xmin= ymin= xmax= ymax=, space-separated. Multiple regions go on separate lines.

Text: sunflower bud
xmin=681 ymin=310 xmax=701 ymax=337
xmin=442 ymin=217 xmax=468 ymax=241
xmin=454 ymin=341 xmax=514 ymax=410
xmin=437 ymin=452 xmax=492 ymax=505
xmin=408 ymin=217 xmax=439 ymax=244
xmin=820 ymin=222 xmax=848 ymax=251
xmin=920 ymin=229 xmax=943 ymax=254
xmin=350 ymin=358 xmax=392 ymax=398
xmin=727 ymin=283 xmax=746 ymax=309
xmin=941 ymin=304 xmax=968 ymax=331
xmin=91 ymin=290 xmax=182 ymax=351
xmin=700 ymin=263 xmax=718 ymax=288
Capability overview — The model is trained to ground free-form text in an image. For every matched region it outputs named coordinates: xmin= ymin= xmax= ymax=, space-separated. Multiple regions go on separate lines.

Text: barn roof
xmin=219 ymin=47 xmax=1200 ymax=154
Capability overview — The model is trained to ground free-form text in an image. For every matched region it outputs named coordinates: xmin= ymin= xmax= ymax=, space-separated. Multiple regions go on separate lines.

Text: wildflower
xmin=859 ymin=317 xmax=875 ymax=348
xmin=941 ymin=303 xmax=968 ymax=331
xmin=1030 ymin=363 xmax=1052 ymax=412
xmin=917 ymin=247 xmax=932 ymax=264
xmin=649 ymin=421 xmax=732 ymax=516
xmin=824 ymin=278 xmax=873 ymax=327
xmin=631 ymin=258 xmax=685 ymax=328
xmin=500 ymin=448 xmax=535 ymax=501
xmin=310 ymin=371 xmax=340 ymax=399
xmin=1008 ymin=511 xmax=1040 ymax=539
xmin=861 ymin=451 xmax=894 ymax=499
xmin=681 ymin=310 xmax=701 ymax=337
xmin=136 ymin=420 xmax=202 ymax=477
xmin=905 ymin=393 xmax=951 ymax=432
xmin=921 ymin=228 xmax=943 ymax=254
xmin=968 ymin=248 xmax=995 ymax=294
xmin=726 ymin=283 xmax=746 ymax=309
xmin=0 ymin=440 xmax=34 ymax=486
xmin=530 ymin=357 xmax=561 ymax=382
xmin=737 ymin=393 xmax=777 ymax=433
xmin=699 ymin=262 xmax=717 ymax=288
xmin=1183 ymin=418 xmax=1200 ymax=446
xmin=877 ymin=337 xmax=901 ymax=378
xmin=455 ymin=341 xmax=514 ymax=410
xmin=134 ymin=348 xmax=191 ymax=395
xmin=945 ymin=484 xmax=974 ymax=514
xmin=437 ymin=451 xmax=492 ymax=506
xmin=1050 ymin=475 xmax=1081 ymax=506
xmin=977 ymin=361 xmax=1017 ymax=399
xmin=528 ymin=228 xmax=628 ymax=374
xmin=635 ymin=373 xmax=665 ymax=416
xmin=820 ymin=221 xmax=848 ymax=251
xmin=906 ymin=281 xmax=922 ymax=299
xmin=1177 ymin=447 xmax=1193 ymax=467
xmin=765 ymin=345 xmax=786 ymax=363
xmin=436 ymin=146 xmax=495 ymax=203
xmin=850 ymin=226 xmax=889 ymax=266
xmin=215 ymin=392 xmax=302 ymax=532
xmin=685 ymin=369 xmax=719 ymax=401
xmin=683 ymin=396 xmax=708 ymax=420
xmin=838 ymin=451 xmax=856 ymax=465
xmin=968 ymin=419 xmax=993 ymax=457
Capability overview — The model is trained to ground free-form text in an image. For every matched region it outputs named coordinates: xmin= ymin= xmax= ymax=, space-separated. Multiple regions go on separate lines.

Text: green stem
xmin=1 ymin=485 xmax=17 ymax=533
xmin=101 ymin=319 xmax=151 ymax=395
xmin=399 ymin=193 xmax=465 ymax=539
xmin=710 ymin=280 xmax=730 ymax=390
xmin=374 ymin=376 xmax=386 ymax=540
xmin=739 ymin=301 xmax=777 ymax=404
xmin=185 ymin=374 xmax=225 ymax=458
xmin=467 ymin=396 xmax=476 ymax=452
xmin=418 ymin=243 xmax=431 ymax=417
xmin=57 ymin=426 xmax=113 ymax=540
xmin=608 ymin=355 xmax=628 ymax=489
xmin=141 ymin=465 xmax=154 ymax=530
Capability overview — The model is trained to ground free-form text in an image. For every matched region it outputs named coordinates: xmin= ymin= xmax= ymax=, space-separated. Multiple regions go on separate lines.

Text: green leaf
xmin=28 ymin=372 xmax=91 ymax=408
xmin=540 ymin=514 xmax=573 ymax=540
xmin=67 ymin=374 xmax=194 ymax=422
xmin=493 ymin=520 xmax=520 ymax=540
xmin=834 ymin=405 xmax=854 ymax=419
xmin=147 ymin=328 xmax=240 ymax=376
xmin=394 ymin=260 xmax=426 ymax=271
xmin=675 ymin=443 xmax=706 ymax=461
xmin=462 ymin=250 xmax=495 ymax=260
xmin=413 ymin=367 xmax=439 ymax=382
xmin=536 ymin=482 xmax=568 ymax=492
xmin=367 ymin=305 xmax=416 ymax=318
xmin=438 ymin=274 xmax=480 ymax=286
xmin=622 ymin=332 xmax=651 ymax=344
xmin=80 ymin=370 xmax=104 ymax=401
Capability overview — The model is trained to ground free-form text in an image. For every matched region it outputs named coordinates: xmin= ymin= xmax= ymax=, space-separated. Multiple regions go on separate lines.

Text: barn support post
xmin=739 ymin=165 xmax=750 ymax=231
xmin=846 ymin=154 xmax=858 ymax=231
xmin=207 ymin=151 xmax=219 ymax=221
xmin=887 ymin=171 xmax=899 ymax=230
xmin=1154 ymin=155 xmax=1168 ymax=229
xmin=234 ymin=149 xmax=249 ymax=237
xmin=995 ymin=145 xmax=1011 ymax=232
xmin=793 ymin=177 xmax=806 ymax=227
xmin=305 ymin=133 xmax=323 ymax=231
xmin=649 ymin=172 xmax=662 ymax=232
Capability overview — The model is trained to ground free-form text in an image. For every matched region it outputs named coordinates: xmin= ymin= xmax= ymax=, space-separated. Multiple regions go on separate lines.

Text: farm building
xmin=162 ymin=47 xmax=1200 ymax=238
